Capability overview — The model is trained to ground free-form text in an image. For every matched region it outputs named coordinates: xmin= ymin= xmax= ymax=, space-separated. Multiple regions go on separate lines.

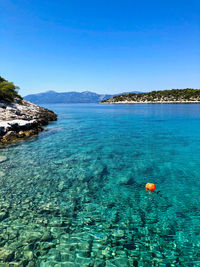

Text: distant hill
xmin=24 ymin=90 xmax=142 ymax=104
xmin=101 ymin=89 xmax=200 ymax=104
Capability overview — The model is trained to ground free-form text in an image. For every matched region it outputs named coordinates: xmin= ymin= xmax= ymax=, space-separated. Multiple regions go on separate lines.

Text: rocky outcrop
xmin=0 ymin=98 xmax=57 ymax=144
xmin=101 ymin=89 xmax=200 ymax=104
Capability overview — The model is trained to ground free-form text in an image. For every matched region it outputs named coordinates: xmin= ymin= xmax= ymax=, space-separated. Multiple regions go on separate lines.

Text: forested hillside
xmin=101 ymin=89 xmax=200 ymax=103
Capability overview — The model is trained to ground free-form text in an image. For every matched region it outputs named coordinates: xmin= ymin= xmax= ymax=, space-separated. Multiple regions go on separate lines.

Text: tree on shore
xmin=0 ymin=76 xmax=22 ymax=102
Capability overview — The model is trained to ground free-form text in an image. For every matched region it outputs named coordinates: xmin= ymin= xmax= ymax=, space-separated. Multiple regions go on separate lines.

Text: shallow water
xmin=0 ymin=104 xmax=200 ymax=266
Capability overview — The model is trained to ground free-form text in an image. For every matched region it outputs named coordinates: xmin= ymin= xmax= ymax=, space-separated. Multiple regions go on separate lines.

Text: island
xmin=0 ymin=76 xmax=57 ymax=145
xmin=101 ymin=89 xmax=200 ymax=104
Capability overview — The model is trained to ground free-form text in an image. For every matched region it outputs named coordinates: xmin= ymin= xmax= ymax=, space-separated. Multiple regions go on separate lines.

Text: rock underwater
xmin=0 ymin=98 xmax=57 ymax=145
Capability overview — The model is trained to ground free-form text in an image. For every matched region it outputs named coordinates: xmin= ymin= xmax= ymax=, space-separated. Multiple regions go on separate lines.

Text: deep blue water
xmin=1 ymin=104 xmax=200 ymax=266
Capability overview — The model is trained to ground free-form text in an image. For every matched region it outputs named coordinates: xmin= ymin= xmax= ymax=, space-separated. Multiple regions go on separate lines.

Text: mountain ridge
xmin=24 ymin=90 xmax=142 ymax=104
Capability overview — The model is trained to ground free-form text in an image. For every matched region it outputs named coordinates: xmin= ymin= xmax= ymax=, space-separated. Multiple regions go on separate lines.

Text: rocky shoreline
xmin=0 ymin=98 xmax=57 ymax=145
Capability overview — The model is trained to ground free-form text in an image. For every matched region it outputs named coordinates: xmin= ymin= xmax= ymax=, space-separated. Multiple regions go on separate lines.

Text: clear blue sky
xmin=1 ymin=0 xmax=200 ymax=96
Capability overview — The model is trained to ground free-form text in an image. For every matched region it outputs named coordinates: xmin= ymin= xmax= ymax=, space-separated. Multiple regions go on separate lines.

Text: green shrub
xmin=0 ymin=76 xmax=22 ymax=102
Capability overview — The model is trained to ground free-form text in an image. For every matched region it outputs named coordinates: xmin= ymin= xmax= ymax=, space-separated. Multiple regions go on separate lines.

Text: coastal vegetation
xmin=0 ymin=76 xmax=22 ymax=102
xmin=101 ymin=89 xmax=200 ymax=103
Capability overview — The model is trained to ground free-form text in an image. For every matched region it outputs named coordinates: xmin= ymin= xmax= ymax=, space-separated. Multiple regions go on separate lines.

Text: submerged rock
xmin=41 ymin=231 xmax=53 ymax=242
xmin=0 ymin=156 xmax=7 ymax=163
xmin=0 ymin=171 xmax=5 ymax=176
xmin=0 ymin=248 xmax=14 ymax=261
xmin=2 ymin=131 xmax=17 ymax=143
xmin=22 ymin=231 xmax=43 ymax=243
xmin=112 ymin=229 xmax=125 ymax=238
xmin=0 ymin=211 xmax=8 ymax=221
xmin=24 ymin=250 xmax=34 ymax=260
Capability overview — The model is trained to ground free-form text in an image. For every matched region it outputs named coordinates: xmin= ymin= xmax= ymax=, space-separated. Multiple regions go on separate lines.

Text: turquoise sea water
xmin=1 ymin=104 xmax=200 ymax=266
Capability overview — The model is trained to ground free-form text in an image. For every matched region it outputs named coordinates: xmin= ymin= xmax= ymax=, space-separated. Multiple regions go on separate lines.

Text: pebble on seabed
xmin=0 ymin=156 xmax=7 ymax=163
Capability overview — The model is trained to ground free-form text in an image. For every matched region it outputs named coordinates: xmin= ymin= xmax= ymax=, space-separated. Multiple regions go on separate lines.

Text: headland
xmin=0 ymin=98 xmax=57 ymax=145
xmin=101 ymin=89 xmax=200 ymax=104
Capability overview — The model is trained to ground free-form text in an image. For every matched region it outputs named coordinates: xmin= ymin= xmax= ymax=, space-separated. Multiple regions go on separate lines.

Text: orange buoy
xmin=145 ymin=183 xmax=156 ymax=192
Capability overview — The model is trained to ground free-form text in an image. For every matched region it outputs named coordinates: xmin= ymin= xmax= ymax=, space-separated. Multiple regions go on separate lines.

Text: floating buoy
xmin=146 ymin=183 xmax=156 ymax=192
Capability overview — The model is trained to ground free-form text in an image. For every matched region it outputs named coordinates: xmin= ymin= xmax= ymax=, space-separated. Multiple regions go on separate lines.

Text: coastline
xmin=0 ymin=99 xmax=57 ymax=145
xmin=101 ymin=100 xmax=200 ymax=104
